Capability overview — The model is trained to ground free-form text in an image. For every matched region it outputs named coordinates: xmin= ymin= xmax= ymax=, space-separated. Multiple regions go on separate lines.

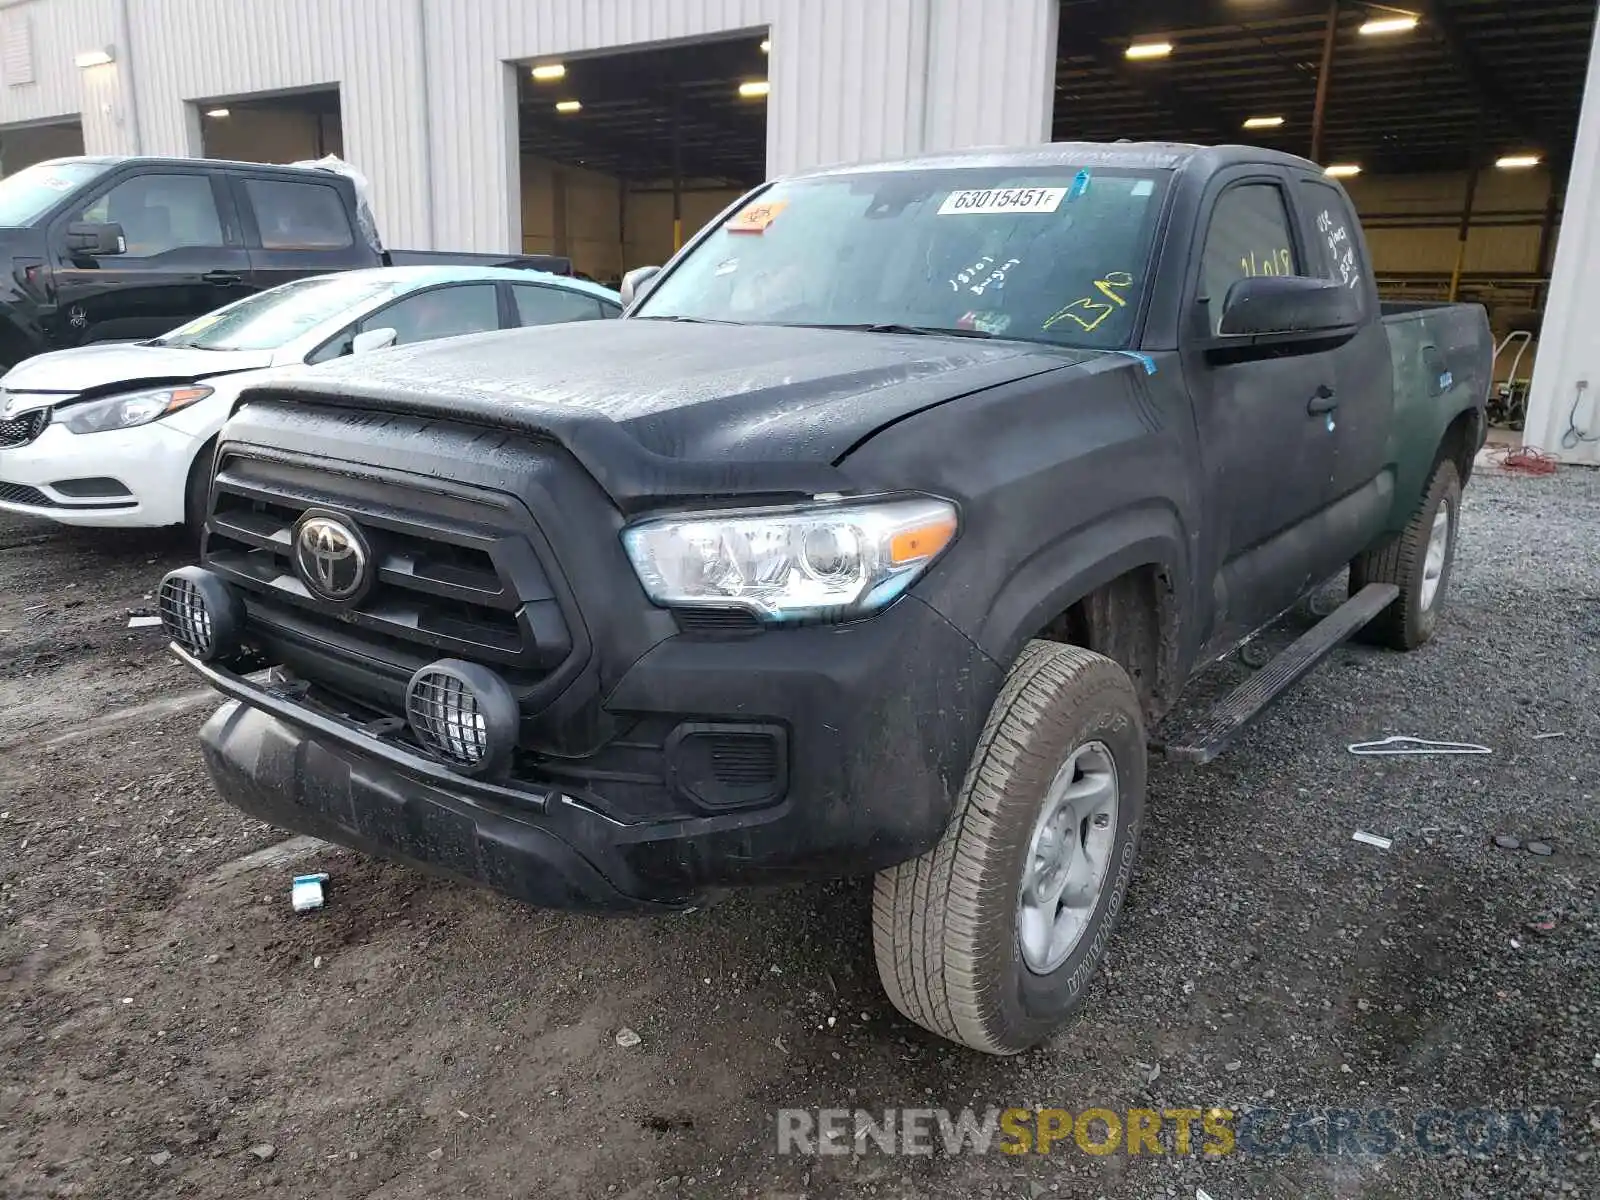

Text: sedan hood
xmin=0 ymin=343 xmax=275 ymax=412
xmin=250 ymin=321 xmax=1090 ymax=503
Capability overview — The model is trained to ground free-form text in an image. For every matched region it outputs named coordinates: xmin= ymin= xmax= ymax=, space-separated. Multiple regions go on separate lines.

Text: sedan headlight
xmin=622 ymin=496 xmax=959 ymax=622
xmin=56 ymin=385 xmax=212 ymax=435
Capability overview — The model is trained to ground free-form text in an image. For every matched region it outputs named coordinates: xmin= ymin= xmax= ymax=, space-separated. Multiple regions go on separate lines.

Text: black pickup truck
xmin=159 ymin=142 xmax=1491 ymax=1054
xmin=0 ymin=156 xmax=570 ymax=367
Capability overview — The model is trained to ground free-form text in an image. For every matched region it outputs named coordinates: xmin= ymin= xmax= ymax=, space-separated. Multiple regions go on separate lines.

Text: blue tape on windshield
xmin=1114 ymin=350 xmax=1157 ymax=375
xmin=1068 ymin=169 xmax=1091 ymax=201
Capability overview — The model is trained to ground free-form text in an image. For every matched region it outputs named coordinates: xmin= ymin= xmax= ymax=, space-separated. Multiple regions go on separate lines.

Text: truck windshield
xmin=153 ymin=274 xmax=405 ymax=351
xmin=634 ymin=165 xmax=1170 ymax=349
xmin=0 ymin=160 xmax=111 ymax=227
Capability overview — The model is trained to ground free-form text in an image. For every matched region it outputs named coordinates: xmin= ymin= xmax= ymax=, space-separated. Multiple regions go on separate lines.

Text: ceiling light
xmin=555 ymin=99 xmax=581 ymax=114
xmin=205 ymin=107 xmax=230 ymax=118
xmin=1125 ymin=41 xmax=1173 ymax=60
xmin=1359 ymin=14 xmax=1419 ymax=36
xmin=760 ymin=38 xmax=771 ymax=53
xmin=738 ymin=80 xmax=770 ymax=98
xmin=1496 ymin=154 xmax=1541 ymax=170
xmin=530 ymin=63 xmax=566 ymax=81
xmin=1243 ymin=116 xmax=1285 ymax=129
xmin=73 ymin=48 xmax=114 ymax=68
xmin=1325 ymin=163 xmax=1363 ymax=178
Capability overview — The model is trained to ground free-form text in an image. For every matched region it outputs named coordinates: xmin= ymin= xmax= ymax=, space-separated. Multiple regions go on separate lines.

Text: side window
xmin=243 ymin=179 xmax=354 ymax=250
xmin=361 ymin=284 xmax=500 ymax=347
xmin=512 ymin=284 xmax=604 ymax=325
xmin=1299 ymin=180 xmax=1367 ymax=308
xmin=75 ymin=174 xmax=223 ymax=258
xmin=1199 ymin=183 xmax=1299 ymax=334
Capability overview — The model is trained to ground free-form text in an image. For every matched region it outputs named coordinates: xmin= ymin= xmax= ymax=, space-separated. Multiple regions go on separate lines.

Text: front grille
xmin=0 ymin=482 xmax=52 ymax=507
xmin=0 ymin=410 xmax=47 ymax=448
xmin=203 ymin=451 xmax=573 ymax=705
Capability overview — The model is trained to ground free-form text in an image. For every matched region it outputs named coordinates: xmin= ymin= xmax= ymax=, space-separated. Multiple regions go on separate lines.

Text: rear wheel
xmin=872 ymin=642 xmax=1146 ymax=1054
xmin=1350 ymin=459 xmax=1461 ymax=650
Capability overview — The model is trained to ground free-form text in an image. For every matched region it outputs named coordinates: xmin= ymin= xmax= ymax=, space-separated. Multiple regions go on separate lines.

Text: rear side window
xmin=362 ymin=283 xmax=500 ymax=346
xmin=1299 ymin=179 xmax=1367 ymax=309
xmin=1199 ymin=183 xmax=1300 ymax=334
xmin=512 ymin=284 xmax=606 ymax=325
xmin=244 ymin=178 xmax=354 ymax=250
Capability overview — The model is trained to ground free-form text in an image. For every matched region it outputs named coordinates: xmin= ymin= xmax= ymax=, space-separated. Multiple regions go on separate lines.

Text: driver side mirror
xmin=1218 ymin=275 xmax=1361 ymax=338
xmin=350 ymin=327 xmax=398 ymax=356
xmin=619 ymin=265 xmax=661 ymax=308
xmin=65 ymin=221 xmax=126 ymax=256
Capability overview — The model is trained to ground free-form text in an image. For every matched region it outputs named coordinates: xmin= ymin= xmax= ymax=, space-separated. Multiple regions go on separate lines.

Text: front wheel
xmin=872 ymin=641 xmax=1146 ymax=1055
xmin=1351 ymin=458 xmax=1461 ymax=651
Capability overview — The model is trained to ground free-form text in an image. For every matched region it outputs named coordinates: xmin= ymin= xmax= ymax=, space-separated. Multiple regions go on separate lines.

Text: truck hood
xmin=0 ymin=342 xmax=275 ymax=411
xmin=249 ymin=320 xmax=1089 ymax=503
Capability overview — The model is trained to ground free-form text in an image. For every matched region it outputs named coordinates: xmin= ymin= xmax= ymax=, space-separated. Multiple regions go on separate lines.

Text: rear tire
xmin=872 ymin=641 xmax=1146 ymax=1055
xmin=1350 ymin=459 xmax=1461 ymax=651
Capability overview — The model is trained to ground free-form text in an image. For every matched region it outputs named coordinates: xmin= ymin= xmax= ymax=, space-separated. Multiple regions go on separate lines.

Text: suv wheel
xmin=872 ymin=641 xmax=1146 ymax=1054
xmin=1351 ymin=458 xmax=1461 ymax=651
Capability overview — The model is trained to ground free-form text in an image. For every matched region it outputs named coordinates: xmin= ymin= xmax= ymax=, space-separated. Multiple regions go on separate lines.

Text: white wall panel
xmin=0 ymin=0 xmax=1062 ymax=252
xmin=1526 ymin=16 xmax=1600 ymax=463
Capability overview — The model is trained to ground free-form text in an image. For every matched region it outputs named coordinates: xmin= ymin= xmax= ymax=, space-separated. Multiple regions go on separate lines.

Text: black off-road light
xmin=405 ymin=659 xmax=519 ymax=777
xmin=157 ymin=566 xmax=245 ymax=662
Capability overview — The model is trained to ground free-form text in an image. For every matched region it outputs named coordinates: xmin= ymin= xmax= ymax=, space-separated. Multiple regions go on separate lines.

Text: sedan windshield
xmin=154 ymin=274 xmax=406 ymax=351
xmin=0 ymin=160 xmax=110 ymax=227
xmin=635 ymin=165 xmax=1170 ymax=349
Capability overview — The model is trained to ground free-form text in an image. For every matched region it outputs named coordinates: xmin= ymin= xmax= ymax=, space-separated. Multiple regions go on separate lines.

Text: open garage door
xmin=0 ymin=118 xmax=84 ymax=176
xmin=198 ymin=87 xmax=342 ymax=165
xmin=515 ymin=32 xmax=768 ymax=288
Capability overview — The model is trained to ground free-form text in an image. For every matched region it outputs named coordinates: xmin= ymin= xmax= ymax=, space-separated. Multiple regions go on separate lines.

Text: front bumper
xmin=0 ymin=417 xmax=200 ymax=527
xmin=189 ymin=595 xmax=1003 ymax=912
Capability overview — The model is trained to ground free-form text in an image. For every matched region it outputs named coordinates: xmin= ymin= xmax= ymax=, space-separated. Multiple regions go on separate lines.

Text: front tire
xmin=182 ymin=436 xmax=218 ymax=548
xmin=1351 ymin=458 xmax=1461 ymax=651
xmin=872 ymin=642 xmax=1146 ymax=1055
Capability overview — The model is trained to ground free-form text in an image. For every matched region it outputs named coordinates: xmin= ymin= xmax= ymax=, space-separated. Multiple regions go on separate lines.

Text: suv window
xmin=244 ymin=178 xmax=354 ymax=250
xmin=362 ymin=284 xmax=500 ymax=346
xmin=1299 ymin=179 xmax=1366 ymax=305
xmin=77 ymin=173 xmax=223 ymax=257
xmin=1200 ymin=182 xmax=1300 ymax=334
xmin=513 ymin=284 xmax=608 ymax=325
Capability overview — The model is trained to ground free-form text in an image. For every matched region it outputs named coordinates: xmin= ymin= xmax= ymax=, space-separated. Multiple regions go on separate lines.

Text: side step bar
xmin=1156 ymin=582 xmax=1400 ymax=765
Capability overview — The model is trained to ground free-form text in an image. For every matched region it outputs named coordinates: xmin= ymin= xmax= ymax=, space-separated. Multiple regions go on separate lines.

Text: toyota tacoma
xmin=158 ymin=143 xmax=1491 ymax=1054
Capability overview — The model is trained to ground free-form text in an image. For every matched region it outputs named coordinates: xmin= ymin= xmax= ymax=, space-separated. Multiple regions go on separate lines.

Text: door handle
xmin=1307 ymin=385 xmax=1339 ymax=415
xmin=201 ymin=271 xmax=242 ymax=285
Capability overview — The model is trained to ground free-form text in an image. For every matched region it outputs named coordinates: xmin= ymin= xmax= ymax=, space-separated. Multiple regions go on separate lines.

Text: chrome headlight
xmin=621 ymin=496 xmax=959 ymax=622
xmin=56 ymin=384 xmax=213 ymax=435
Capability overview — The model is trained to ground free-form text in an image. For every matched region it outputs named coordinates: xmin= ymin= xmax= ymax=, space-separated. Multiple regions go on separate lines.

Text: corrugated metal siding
xmin=0 ymin=0 xmax=121 ymax=132
xmin=1 ymin=0 xmax=1060 ymax=249
xmin=128 ymin=0 xmax=431 ymax=247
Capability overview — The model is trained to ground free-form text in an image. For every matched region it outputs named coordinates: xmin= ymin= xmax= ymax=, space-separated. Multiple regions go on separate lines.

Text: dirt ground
xmin=2 ymin=463 xmax=1597 ymax=1200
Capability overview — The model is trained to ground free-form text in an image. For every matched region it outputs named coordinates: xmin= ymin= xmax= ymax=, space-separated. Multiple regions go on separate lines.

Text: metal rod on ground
xmin=1309 ymin=0 xmax=1340 ymax=164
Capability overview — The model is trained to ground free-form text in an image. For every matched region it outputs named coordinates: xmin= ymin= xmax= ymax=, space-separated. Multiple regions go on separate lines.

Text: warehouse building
xmin=0 ymin=0 xmax=1596 ymax=462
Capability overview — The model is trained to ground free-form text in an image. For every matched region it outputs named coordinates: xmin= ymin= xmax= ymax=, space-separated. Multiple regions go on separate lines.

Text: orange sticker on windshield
xmin=727 ymin=200 xmax=788 ymax=233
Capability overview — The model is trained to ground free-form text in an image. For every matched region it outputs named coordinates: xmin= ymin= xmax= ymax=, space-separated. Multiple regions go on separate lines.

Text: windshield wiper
xmin=803 ymin=322 xmax=996 ymax=339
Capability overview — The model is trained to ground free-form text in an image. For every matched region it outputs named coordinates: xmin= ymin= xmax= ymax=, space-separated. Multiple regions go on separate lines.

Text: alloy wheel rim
xmin=1017 ymin=741 xmax=1120 ymax=975
xmin=1420 ymin=500 xmax=1452 ymax=612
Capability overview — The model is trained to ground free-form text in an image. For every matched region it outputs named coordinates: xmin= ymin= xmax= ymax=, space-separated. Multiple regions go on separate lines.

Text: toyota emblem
xmin=293 ymin=513 xmax=371 ymax=603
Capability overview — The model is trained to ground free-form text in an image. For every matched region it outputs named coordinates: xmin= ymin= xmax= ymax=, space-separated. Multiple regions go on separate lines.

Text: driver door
xmin=1181 ymin=169 xmax=1342 ymax=644
xmin=47 ymin=167 xmax=248 ymax=346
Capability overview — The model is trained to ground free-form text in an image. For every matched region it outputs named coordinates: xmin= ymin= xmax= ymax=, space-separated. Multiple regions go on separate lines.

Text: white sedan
xmin=0 ymin=266 xmax=621 ymax=530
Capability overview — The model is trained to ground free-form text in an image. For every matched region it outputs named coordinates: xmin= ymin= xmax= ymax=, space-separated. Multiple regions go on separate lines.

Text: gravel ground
xmin=1 ymin=461 xmax=1597 ymax=1199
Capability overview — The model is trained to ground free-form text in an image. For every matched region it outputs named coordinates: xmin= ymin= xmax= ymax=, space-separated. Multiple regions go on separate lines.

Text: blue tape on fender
xmin=1113 ymin=350 xmax=1157 ymax=375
